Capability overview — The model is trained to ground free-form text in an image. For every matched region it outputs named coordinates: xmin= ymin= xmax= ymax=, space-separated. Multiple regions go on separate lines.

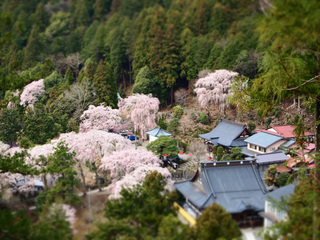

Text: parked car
xmin=128 ymin=135 xmax=139 ymax=141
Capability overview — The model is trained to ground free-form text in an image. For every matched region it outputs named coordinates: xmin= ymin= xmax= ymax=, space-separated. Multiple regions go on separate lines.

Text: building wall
xmin=247 ymin=140 xmax=286 ymax=154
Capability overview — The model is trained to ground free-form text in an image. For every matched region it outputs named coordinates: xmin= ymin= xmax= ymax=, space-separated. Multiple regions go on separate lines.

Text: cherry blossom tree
xmin=118 ymin=94 xmax=160 ymax=139
xmin=100 ymin=149 xmax=161 ymax=180
xmin=107 ymin=165 xmax=174 ymax=199
xmin=20 ymin=79 xmax=45 ymax=108
xmin=79 ymin=105 xmax=121 ymax=133
xmin=55 ymin=130 xmax=133 ymax=190
xmin=194 ymin=69 xmax=239 ymax=115
xmin=0 ymin=141 xmax=10 ymax=154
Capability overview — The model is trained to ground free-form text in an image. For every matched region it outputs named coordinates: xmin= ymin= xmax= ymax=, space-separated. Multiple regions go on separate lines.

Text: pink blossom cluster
xmin=118 ymin=94 xmax=160 ymax=139
xmin=100 ymin=149 xmax=162 ymax=179
xmin=194 ymin=69 xmax=239 ymax=112
xmin=54 ymin=130 xmax=133 ymax=164
xmin=20 ymin=79 xmax=45 ymax=108
xmin=107 ymin=165 xmax=173 ymax=199
xmin=79 ymin=105 xmax=121 ymax=133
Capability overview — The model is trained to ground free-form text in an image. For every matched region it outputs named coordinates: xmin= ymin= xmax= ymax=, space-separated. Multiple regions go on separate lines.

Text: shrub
xmin=167 ymin=118 xmax=180 ymax=134
xmin=276 ymin=172 xmax=291 ymax=187
xmin=248 ymin=122 xmax=256 ymax=132
xmin=173 ymin=105 xmax=184 ymax=119
xmin=199 ymin=113 xmax=209 ymax=124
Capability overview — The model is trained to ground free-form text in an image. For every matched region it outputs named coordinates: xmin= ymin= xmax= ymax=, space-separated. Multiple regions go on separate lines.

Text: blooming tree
xmin=194 ymin=69 xmax=239 ymax=114
xmin=100 ymin=149 xmax=161 ymax=180
xmin=49 ymin=203 xmax=77 ymax=233
xmin=79 ymin=105 xmax=121 ymax=133
xmin=118 ymin=94 xmax=160 ymax=139
xmin=0 ymin=141 xmax=10 ymax=155
xmin=107 ymin=165 xmax=173 ymax=199
xmin=20 ymin=79 xmax=45 ymax=107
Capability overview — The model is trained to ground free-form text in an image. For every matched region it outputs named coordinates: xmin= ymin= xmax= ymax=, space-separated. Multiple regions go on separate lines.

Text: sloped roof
xmin=146 ymin=126 xmax=172 ymax=137
xmin=266 ymin=184 xmax=295 ymax=202
xmin=268 ymin=125 xmax=314 ymax=138
xmin=245 ymin=131 xmax=284 ymax=148
xmin=199 ymin=119 xmax=248 ymax=147
xmin=282 ymin=140 xmax=296 ymax=148
xmin=255 ymin=152 xmax=289 ymax=164
xmin=175 ymin=160 xmax=267 ymax=214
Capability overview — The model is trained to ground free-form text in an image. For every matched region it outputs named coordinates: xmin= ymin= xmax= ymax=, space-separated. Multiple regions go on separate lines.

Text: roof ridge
xmin=221 ymin=118 xmax=246 ymax=128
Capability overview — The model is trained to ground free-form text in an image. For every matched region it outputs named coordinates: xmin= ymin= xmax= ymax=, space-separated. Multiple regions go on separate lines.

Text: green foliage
xmin=266 ymin=117 xmax=272 ymax=128
xmin=216 ymin=146 xmax=225 ymax=161
xmin=64 ymin=67 xmax=75 ymax=85
xmin=22 ymin=104 xmax=59 ymax=145
xmin=173 ymin=105 xmax=183 ymax=119
xmin=167 ymin=118 xmax=180 ymax=135
xmin=192 ymin=203 xmax=241 ymax=240
xmin=93 ymin=59 xmax=118 ymax=107
xmin=0 ymin=151 xmax=35 ymax=175
xmin=156 ymin=114 xmax=167 ymax=130
xmin=88 ymin=171 xmax=179 ymax=239
xmin=199 ymin=113 xmax=209 ymax=124
xmin=0 ymin=209 xmax=32 ymax=240
xmin=146 ymin=135 xmax=179 ymax=158
xmin=0 ymin=107 xmax=22 ymax=146
xmin=46 ymin=142 xmax=80 ymax=204
xmin=230 ymin=147 xmax=243 ymax=160
xmin=248 ymin=122 xmax=256 ymax=132
xmin=276 ymin=172 xmax=291 ymax=188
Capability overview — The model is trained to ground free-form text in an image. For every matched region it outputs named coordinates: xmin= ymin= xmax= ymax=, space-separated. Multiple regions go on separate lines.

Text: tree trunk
xmin=78 ymin=163 xmax=87 ymax=196
xmin=42 ymin=173 xmax=48 ymax=190
xmin=93 ymin=163 xmax=102 ymax=192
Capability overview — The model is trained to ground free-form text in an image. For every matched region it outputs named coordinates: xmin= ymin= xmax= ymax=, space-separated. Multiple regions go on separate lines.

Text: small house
xmin=146 ymin=126 xmax=172 ymax=143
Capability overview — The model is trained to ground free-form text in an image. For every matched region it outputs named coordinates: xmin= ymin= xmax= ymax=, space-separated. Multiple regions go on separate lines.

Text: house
xmin=146 ymin=126 xmax=172 ymax=143
xmin=286 ymin=143 xmax=315 ymax=169
xmin=246 ymin=152 xmax=290 ymax=178
xmin=260 ymin=184 xmax=295 ymax=229
xmin=199 ymin=119 xmax=251 ymax=149
xmin=174 ymin=160 xmax=268 ymax=227
xmin=267 ymin=125 xmax=314 ymax=142
xmin=244 ymin=131 xmax=286 ymax=155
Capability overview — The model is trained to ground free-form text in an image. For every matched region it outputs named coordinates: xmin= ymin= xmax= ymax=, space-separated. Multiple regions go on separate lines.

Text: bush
xmin=276 ymin=172 xmax=291 ymax=187
xmin=156 ymin=114 xmax=167 ymax=130
xmin=173 ymin=105 xmax=184 ymax=119
xmin=266 ymin=117 xmax=272 ymax=128
xmin=199 ymin=113 xmax=209 ymax=124
xmin=248 ymin=122 xmax=256 ymax=132
xmin=190 ymin=112 xmax=199 ymax=122
xmin=19 ymin=137 xmax=33 ymax=149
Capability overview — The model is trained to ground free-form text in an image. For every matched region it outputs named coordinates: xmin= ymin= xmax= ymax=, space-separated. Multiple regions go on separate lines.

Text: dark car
xmin=128 ymin=135 xmax=139 ymax=141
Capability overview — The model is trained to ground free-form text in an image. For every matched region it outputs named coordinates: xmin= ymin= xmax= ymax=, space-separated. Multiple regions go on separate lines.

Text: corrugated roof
xmin=245 ymin=131 xmax=283 ymax=148
xmin=175 ymin=160 xmax=267 ymax=214
xmin=266 ymin=184 xmax=295 ymax=201
xmin=199 ymin=119 xmax=247 ymax=147
xmin=282 ymin=140 xmax=296 ymax=148
xmin=255 ymin=152 xmax=289 ymax=164
xmin=146 ymin=126 xmax=172 ymax=137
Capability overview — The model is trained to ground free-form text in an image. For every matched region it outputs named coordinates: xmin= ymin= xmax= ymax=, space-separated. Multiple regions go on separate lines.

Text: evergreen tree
xmin=93 ymin=59 xmax=118 ymax=107
xmin=46 ymin=142 xmax=80 ymax=204
xmin=23 ymin=26 xmax=42 ymax=69
xmin=65 ymin=67 xmax=75 ymax=85
xmin=0 ymin=107 xmax=22 ymax=146
xmin=33 ymin=3 xmax=49 ymax=32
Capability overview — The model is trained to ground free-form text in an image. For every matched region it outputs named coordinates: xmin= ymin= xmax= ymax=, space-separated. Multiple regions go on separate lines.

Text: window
xmin=259 ymin=146 xmax=266 ymax=152
xmin=270 ymin=147 xmax=275 ymax=151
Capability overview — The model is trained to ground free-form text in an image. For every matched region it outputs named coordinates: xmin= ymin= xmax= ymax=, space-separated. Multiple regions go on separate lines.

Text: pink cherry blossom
xmin=118 ymin=94 xmax=160 ymax=139
xmin=79 ymin=105 xmax=121 ymax=133
xmin=20 ymin=79 xmax=45 ymax=108
xmin=194 ymin=69 xmax=239 ymax=113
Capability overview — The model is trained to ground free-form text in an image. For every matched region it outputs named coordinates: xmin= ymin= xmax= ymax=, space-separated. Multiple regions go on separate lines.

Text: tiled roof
xmin=174 ymin=160 xmax=267 ymax=214
xmin=245 ymin=131 xmax=284 ymax=148
xmin=199 ymin=119 xmax=248 ymax=147
xmin=255 ymin=152 xmax=289 ymax=164
xmin=266 ymin=184 xmax=295 ymax=202
xmin=268 ymin=125 xmax=314 ymax=138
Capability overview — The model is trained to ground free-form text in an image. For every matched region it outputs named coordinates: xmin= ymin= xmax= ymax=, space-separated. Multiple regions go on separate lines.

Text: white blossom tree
xmin=194 ymin=69 xmax=239 ymax=115
xmin=118 ymin=94 xmax=160 ymax=139
xmin=79 ymin=105 xmax=121 ymax=133
xmin=20 ymin=79 xmax=45 ymax=108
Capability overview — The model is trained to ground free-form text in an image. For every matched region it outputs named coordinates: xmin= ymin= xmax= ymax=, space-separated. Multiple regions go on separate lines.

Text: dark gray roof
xmin=282 ymin=140 xmax=296 ymax=148
xmin=245 ymin=132 xmax=284 ymax=148
xmin=175 ymin=160 xmax=267 ymax=214
xmin=255 ymin=152 xmax=289 ymax=164
xmin=146 ymin=126 xmax=172 ymax=137
xmin=199 ymin=119 xmax=248 ymax=147
xmin=266 ymin=184 xmax=295 ymax=201
xmin=230 ymin=139 xmax=247 ymax=147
